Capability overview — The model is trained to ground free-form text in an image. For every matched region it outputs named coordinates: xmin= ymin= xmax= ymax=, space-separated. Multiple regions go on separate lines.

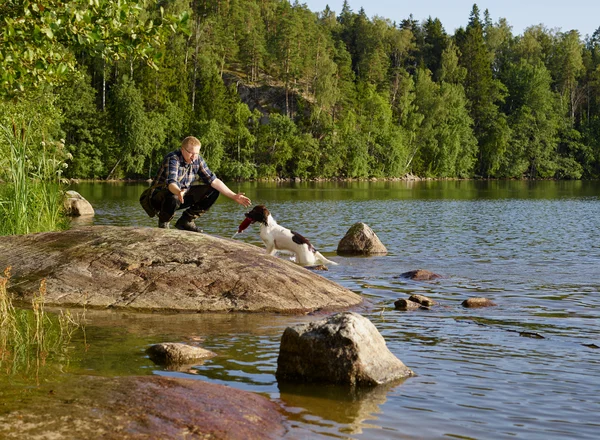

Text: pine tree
xmin=422 ymin=17 xmax=448 ymax=80
xmin=456 ymin=4 xmax=510 ymax=177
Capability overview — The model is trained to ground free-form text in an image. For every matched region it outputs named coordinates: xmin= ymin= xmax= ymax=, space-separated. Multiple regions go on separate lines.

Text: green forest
xmin=2 ymin=0 xmax=600 ymax=182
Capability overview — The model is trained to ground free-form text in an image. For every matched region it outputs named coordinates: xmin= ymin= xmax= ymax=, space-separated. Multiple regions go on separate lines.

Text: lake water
xmin=39 ymin=181 xmax=600 ymax=438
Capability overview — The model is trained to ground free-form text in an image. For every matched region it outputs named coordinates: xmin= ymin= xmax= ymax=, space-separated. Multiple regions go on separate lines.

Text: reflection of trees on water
xmin=277 ymin=380 xmax=408 ymax=435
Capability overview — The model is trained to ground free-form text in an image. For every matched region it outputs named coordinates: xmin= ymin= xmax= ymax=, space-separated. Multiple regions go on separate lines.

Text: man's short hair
xmin=181 ymin=136 xmax=201 ymax=150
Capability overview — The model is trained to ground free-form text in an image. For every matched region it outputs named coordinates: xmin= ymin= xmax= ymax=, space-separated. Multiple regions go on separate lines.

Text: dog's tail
xmin=315 ymin=252 xmax=338 ymax=266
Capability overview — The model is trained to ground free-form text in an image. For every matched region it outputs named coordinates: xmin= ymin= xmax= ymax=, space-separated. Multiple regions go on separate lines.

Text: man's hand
xmin=234 ymin=193 xmax=251 ymax=207
xmin=168 ymin=183 xmax=186 ymax=203
xmin=178 ymin=189 xmax=186 ymax=203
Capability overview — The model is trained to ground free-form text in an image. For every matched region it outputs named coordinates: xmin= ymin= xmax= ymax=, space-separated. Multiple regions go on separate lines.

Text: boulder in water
xmin=336 ymin=223 xmax=387 ymax=255
xmin=63 ymin=190 xmax=95 ymax=216
xmin=276 ymin=312 xmax=414 ymax=386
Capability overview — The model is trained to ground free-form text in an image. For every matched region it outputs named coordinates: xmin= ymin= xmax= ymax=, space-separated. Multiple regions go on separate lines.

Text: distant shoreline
xmin=64 ymin=175 xmax=599 ymax=184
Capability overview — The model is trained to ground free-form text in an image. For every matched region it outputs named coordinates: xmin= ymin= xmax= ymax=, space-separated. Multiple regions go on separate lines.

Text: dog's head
xmin=245 ymin=205 xmax=270 ymax=224
xmin=237 ymin=205 xmax=270 ymax=233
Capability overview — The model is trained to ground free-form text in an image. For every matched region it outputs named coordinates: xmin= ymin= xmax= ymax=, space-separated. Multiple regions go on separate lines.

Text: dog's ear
xmin=260 ymin=205 xmax=271 ymax=225
xmin=258 ymin=205 xmax=270 ymax=222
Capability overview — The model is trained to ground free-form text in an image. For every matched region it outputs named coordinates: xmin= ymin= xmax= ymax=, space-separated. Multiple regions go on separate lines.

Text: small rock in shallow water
xmin=394 ymin=298 xmax=421 ymax=310
xmin=400 ymin=269 xmax=442 ymax=281
xmin=461 ymin=298 xmax=497 ymax=308
xmin=408 ymin=294 xmax=435 ymax=306
xmin=519 ymin=331 xmax=544 ymax=339
xmin=307 ymin=265 xmax=328 ymax=271
xmin=147 ymin=342 xmax=216 ymax=365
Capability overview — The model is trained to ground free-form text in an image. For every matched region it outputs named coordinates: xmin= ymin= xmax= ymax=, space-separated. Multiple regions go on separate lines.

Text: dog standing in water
xmin=236 ymin=205 xmax=338 ymax=267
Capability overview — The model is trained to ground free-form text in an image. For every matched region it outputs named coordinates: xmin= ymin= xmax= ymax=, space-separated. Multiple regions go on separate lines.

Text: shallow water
xmin=28 ymin=180 xmax=600 ymax=438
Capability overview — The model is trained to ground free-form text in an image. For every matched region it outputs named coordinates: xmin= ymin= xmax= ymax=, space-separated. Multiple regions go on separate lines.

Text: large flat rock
xmin=0 ymin=375 xmax=287 ymax=440
xmin=0 ymin=226 xmax=361 ymax=313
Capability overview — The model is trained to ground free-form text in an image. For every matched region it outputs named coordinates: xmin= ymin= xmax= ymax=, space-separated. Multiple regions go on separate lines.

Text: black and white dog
xmin=236 ymin=205 xmax=338 ymax=267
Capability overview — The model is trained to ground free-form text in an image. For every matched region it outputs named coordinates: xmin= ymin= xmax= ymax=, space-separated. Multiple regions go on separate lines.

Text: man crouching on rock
xmin=150 ymin=136 xmax=251 ymax=232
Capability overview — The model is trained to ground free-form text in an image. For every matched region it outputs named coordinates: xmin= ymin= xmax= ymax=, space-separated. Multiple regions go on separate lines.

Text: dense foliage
xmin=2 ymin=0 xmax=600 ymax=181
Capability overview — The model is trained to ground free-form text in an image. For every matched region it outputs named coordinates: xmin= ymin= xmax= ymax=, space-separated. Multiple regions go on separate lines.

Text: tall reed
xmin=0 ymin=121 xmax=68 ymax=236
xmin=0 ymin=123 xmax=29 ymax=235
xmin=0 ymin=268 xmax=21 ymax=359
xmin=0 ymin=267 xmax=84 ymax=376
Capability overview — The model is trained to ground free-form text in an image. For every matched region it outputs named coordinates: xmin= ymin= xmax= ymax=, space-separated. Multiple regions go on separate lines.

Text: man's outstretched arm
xmin=210 ymin=178 xmax=251 ymax=207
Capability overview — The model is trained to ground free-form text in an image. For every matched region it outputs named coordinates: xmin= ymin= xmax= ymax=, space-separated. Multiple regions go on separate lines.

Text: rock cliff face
xmin=0 ymin=226 xmax=362 ymax=313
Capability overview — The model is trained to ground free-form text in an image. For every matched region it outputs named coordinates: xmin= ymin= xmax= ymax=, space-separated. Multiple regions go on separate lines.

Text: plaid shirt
xmin=153 ymin=150 xmax=216 ymax=190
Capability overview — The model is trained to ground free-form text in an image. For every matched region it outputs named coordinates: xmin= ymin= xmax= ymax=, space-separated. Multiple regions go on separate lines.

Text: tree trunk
xmin=102 ymin=56 xmax=106 ymax=111
xmin=191 ymin=19 xmax=201 ymax=112
xmin=106 ymin=158 xmax=122 ymax=180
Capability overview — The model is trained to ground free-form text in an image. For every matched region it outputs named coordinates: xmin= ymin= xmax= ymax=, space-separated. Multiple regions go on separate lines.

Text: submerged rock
xmin=519 ymin=331 xmax=545 ymax=339
xmin=0 ymin=226 xmax=362 ymax=313
xmin=276 ymin=312 xmax=414 ymax=386
xmin=393 ymin=298 xmax=422 ymax=311
xmin=462 ymin=297 xmax=497 ymax=308
xmin=0 ymin=375 xmax=286 ymax=440
xmin=394 ymin=294 xmax=435 ymax=311
xmin=63 ymin=190 xmax=95 ymax=216
xmin=337 ymin=223 xmax=387 ymax=255
xmin=147 ymin=343 xmax=216 ymax=366
xmin=408 ymin=294 xmax=435 ymax=307
xmin=399 ymin=269 xmax=442 ymax=281
xmin=307 ymin=265 xmax=328 ymax=271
